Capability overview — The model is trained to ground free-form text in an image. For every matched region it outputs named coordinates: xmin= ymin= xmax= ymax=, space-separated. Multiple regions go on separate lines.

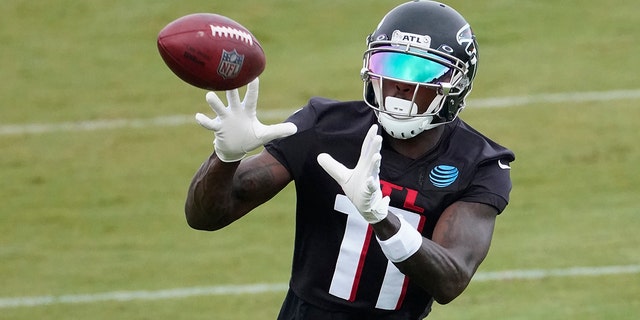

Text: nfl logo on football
xmin=217 ymin=49 xmax=244 ymax=79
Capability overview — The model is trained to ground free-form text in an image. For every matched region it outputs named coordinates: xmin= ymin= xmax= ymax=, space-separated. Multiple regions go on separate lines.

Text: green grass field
xmin=1 ymin=0 xmax=639 ymax=319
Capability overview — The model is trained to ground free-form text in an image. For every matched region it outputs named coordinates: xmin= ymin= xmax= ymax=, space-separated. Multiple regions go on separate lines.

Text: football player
xmin=185 ymin=1 xmax=515 ymax=319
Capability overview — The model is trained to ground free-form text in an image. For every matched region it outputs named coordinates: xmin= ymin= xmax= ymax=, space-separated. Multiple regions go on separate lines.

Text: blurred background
xmin=1 ymin=0 xmax=639 ymax=319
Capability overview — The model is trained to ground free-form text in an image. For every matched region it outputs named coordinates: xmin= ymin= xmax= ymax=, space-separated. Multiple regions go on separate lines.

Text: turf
xmin=1 ymin=0 xmax=639 ymax=319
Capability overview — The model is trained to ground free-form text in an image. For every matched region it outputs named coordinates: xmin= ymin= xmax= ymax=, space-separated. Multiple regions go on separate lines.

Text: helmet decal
xmin=437 ymin=44 xmax=454 ymax=54
xmin=391 ymin=30 xmax=432 ymax=50
xmin=456 ymin=24 xmax=477 ymax=65
xmin=375 ymin=34 xmax=388 ymax=41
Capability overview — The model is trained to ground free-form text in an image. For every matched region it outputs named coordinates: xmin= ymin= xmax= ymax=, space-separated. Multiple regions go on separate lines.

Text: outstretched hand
xmin=195 ymin=78 xmax=298 ymax=162
xmin=317 ymin=124 xmax=389 ymax=224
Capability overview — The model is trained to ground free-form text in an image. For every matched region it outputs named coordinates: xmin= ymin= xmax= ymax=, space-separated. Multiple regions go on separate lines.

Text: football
xmin=157 ymin=13 xmax=266 ymax=91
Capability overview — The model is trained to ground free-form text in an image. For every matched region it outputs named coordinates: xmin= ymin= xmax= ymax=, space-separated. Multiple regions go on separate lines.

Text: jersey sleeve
xmin=265 ymin=106 xmax=314 ymax=176
xmin=459 ymin=157 xmax=513 ymax=213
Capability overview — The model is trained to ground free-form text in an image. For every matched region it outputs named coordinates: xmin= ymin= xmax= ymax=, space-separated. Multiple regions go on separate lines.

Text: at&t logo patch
xmin=429 ymin=165 xmax=459 ymax=188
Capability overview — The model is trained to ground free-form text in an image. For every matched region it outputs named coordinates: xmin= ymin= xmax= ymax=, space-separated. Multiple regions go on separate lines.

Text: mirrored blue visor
xmin=368 ymin=51 xmax=451 ymax=84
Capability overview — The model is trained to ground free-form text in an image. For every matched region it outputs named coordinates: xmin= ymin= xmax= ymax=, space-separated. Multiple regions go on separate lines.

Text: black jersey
xmin=265 ymin=97 xmax=515 ymax=318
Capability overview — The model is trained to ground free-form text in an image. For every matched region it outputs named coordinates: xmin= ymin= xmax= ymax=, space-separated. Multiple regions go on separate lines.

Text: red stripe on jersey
xmin=349 ymin=226 xmax=373 ymax=301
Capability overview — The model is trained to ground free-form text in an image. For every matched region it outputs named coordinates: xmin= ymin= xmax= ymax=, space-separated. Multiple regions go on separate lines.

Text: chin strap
xmin=377 ymin=96 xmax=445 ymax=139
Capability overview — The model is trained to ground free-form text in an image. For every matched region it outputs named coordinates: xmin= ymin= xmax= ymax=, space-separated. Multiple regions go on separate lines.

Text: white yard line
xmin=1 ymin=264 xmax=639 ymax=308
xmin=1 ymin=89 xmax=639 ymax=136
xmin=472 ymin=264 xmax=640 ymax=281
xmin=471 ymin=88 xmax=640 ymax=108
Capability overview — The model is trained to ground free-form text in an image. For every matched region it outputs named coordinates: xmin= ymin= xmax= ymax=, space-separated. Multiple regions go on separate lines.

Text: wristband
xmin=376 ymin=215 xmax=423 ymax=263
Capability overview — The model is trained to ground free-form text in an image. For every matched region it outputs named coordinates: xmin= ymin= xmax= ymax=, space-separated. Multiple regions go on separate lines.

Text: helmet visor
xmin=368 ymin=51 xmax=452 ymax=84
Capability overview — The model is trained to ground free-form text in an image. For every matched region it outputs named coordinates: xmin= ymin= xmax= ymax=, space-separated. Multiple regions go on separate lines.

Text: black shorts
xmin=276 ymin=289 xmax=430 ymax=320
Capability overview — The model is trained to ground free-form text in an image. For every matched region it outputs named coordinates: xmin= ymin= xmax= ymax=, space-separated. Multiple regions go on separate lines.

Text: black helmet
xmin=362 ymin=0 xmax=478 ymax=139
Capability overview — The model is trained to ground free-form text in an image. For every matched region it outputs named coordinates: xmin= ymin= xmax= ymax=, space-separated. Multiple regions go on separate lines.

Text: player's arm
xmin=372 ymin=201 xmax=497 ymax=304
xmin=184 ymin=78 xmax=297 ymax=231
xmin=317 ymin=124 xmax=498 ymax=304
xmin=185 ymin=150 xmax=292 ymax=231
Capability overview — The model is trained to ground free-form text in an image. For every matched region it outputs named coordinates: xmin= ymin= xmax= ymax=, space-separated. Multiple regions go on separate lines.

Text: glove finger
xmin=243 ymin=78 xmax=260 ymax=115
xmin=381 ymin=195 xmax=390 ymax=207
xmin=361 ymin=124 xmax=382 ymax=159
xmin=364 ymin=175 xmax=377 ymax=195
xmin=317 ymin=153 xmax=350 ymax=186
xmin=226 ymin=88 xmax=242 ymax=111
xmin=195 ymin=113 xmax=221 ymax=131
xmin=355 ymin=124 xmax=382 ymax=176
xmin=255 ymin=122 xmax=298 ymax=143
xmin=368 ymin=152 xmax=382 ymax=177
xmin=377 ymin=195 xmax=391 ymax=214
xmin=205 ymin=91 xmax=227 ymax=116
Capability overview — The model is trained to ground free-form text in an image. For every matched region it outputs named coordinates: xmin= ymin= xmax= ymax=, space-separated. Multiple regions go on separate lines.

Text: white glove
xmin=195 ymin=78 xmax=298 ymax=162
xmin=317 ymin=124 xmax=390 ymax=224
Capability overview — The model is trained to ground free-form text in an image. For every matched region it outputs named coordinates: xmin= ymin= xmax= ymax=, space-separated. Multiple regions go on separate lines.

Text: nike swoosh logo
xmin=498 ymin=160 xmax=511 ymax=170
